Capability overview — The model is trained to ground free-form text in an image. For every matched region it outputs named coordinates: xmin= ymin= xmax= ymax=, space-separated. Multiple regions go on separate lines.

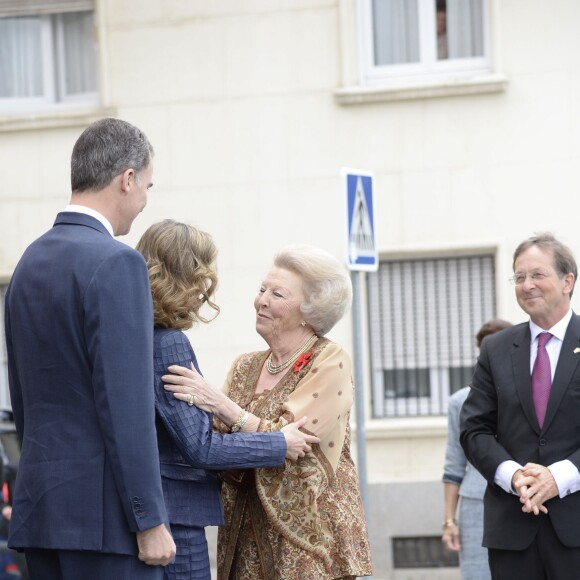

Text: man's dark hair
xmin=71 ymin=118 xmax=154 ymax=193
xmin=476 ymin=319 xmax=512 ymax=348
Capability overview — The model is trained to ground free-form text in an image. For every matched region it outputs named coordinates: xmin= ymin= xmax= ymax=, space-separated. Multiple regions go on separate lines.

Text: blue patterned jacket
xmin=154 ymin=328 xmax=286 ymax=526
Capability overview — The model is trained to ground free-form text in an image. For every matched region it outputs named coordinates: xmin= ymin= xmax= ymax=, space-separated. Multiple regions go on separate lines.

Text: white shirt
xmin=495 ymin=309 xmax=580 ymax=497
xmin=64 ymin=204 xmax=114 ymax=237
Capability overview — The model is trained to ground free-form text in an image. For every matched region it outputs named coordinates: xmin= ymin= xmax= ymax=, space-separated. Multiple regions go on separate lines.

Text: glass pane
xmin=61 ymin=11 xmax=97 ymax=96
xmin=372 ymin=0 xmax=420 ymax=66
xmin=384 ymin=368 xmax=430 ymax=399
xmin=0 ymin=17 xmax=43 ymax=98
xmin=445 ymin=0 xmax=484 ymax=59
xmin=449 ymin=366 xmax=475 ymax=395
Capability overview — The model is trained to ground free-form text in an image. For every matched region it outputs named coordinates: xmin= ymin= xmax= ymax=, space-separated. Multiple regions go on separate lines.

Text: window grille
xmin=368 ymin=254 xmax=496 ymax=417
xmin=393 ymin=536 xmax=458 ymax=568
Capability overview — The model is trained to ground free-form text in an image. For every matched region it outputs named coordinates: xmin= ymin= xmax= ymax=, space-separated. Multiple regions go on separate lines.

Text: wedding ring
xmin=188 ymin=394 xmax=195 ymax=406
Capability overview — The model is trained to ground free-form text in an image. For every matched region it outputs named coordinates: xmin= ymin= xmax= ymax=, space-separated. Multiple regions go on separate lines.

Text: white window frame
xmin=358 ymin=0 xmax=491 ymax=87
xmin=0 ymin=3 xmax=98 ymax=114
xmin=334 ymin=0 xmax=506 ymax=105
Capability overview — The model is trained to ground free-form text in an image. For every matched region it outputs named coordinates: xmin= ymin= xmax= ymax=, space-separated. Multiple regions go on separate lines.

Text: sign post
xmin=342 ymin=168 xmax=377 ymax=518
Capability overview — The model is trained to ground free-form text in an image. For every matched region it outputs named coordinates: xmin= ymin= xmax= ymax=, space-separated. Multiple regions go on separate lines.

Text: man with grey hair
xmin=4 ymin=118 xmax=176 ymax=579
xmin=461 ymin=233 xmax=580 ymax=579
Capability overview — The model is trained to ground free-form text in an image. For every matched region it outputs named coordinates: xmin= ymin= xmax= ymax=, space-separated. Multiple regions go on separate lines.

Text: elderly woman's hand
xmin=163 ymin=364 xmax=222 ymax=414
xmin=164 ymin=364 xmax=263 ymax=430
xmin=281 ymin=416 xmax=320 ymax=460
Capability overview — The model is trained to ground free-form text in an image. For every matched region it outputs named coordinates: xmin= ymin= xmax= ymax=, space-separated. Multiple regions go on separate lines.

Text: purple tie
xmin=532 ymin=332 xmax=553 ymax=428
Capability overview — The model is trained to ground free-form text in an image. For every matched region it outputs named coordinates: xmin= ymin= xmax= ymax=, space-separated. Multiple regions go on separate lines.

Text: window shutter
xmin=368 ymin=254 xmax=496 ymax=417
xmin=0 ymin=1 xmax=94 ymax=17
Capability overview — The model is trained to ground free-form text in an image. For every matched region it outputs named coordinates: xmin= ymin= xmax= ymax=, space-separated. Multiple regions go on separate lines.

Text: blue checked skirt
xmin=165 ymin=524 xmax=211 ymax=580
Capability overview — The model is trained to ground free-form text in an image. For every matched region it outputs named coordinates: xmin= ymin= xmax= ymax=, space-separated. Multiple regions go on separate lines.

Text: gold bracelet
xmin=442 ymin=518 xmax=457 ymax=529
xmin=230 ymin=410 xmax=249 ymax=433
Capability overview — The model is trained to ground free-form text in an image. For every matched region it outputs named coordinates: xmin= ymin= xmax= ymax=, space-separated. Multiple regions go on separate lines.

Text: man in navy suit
xmin=4 ymin=118 xmax=176 ymax=578
xmin=461 ymin=233 xmax=580 ymax=579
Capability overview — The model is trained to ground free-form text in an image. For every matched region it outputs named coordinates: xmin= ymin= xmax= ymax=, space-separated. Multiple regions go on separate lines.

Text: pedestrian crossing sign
xmin=342 ymin=168 xmax=378 ymax=271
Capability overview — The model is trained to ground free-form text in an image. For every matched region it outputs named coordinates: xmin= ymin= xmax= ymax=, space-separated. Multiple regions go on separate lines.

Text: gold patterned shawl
xmin=219 ymin=337 xmax=358 ymax=571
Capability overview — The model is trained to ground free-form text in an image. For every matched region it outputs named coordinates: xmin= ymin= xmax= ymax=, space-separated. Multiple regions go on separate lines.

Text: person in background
xmin=0 ymin=411 xmax=28 ymax=579
xmin=164 ymin=243 xmax=373 ymax=579
xmin=436 ymin=0 xmax=448 ymax=59
xmin=461 ymin=233 xmax=580 ymax=580
xmin=442 ymin=319 xmax=512 ymax=579
xmin=135 ymin=220 xmax=319 ymax=580
xmin=4 ymin=118 xmax=175 ymax=579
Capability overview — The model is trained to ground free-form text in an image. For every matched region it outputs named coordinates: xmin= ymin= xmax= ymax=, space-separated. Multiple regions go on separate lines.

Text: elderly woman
xmin=163 ymin=244 xmax=373 ymax=579
xmin=136 ymin=221 xmax=319 ymax=580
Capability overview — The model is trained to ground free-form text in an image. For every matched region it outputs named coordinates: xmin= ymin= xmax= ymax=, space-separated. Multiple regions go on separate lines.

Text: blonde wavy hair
xmin=136 ymin=220 xmax=219 ymax=330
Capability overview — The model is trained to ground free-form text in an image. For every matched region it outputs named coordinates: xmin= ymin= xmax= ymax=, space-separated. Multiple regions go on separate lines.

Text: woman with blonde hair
xmin=164 ymin=243 xmax=373 ymax=579
xmin=136 ymin=221 xmax=318 ymax=580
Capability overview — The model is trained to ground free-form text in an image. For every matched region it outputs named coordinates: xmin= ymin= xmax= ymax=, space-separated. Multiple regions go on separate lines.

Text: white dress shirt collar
xmin=529 ymin=308 xmax=573 ymax=344
xmin=64 ymin=204 xmax=114 ymax=237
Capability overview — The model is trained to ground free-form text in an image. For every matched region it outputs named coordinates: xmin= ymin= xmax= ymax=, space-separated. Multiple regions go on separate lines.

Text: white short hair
xmin=274 ymin=244 xmax=352 ymax=336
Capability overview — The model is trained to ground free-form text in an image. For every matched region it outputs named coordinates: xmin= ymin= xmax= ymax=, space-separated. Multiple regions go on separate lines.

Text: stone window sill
xmin=335 ymin=74 xmax=508 ymax=105
xmin=0 ymin=106 xmax=117 ymax=133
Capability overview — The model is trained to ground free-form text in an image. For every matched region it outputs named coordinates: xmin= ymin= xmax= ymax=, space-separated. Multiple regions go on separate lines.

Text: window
xmin=0 ymin=1 xmax=98 ymax=113
xmin=368 ymin=254 xmax=496 ymax=418
xmin=0 ymin=284 xmax=10 ymax=409
xmin=359 ymin=0 xmax=489 ymax=86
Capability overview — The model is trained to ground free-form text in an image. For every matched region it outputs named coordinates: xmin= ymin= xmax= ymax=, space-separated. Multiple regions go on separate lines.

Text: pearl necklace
xmin=266 ymin=334 xmax=318 ymax=375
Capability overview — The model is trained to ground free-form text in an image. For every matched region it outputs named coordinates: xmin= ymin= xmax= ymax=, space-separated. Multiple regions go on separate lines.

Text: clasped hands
xmin=512 ymin=462 xmax=558 ymax=515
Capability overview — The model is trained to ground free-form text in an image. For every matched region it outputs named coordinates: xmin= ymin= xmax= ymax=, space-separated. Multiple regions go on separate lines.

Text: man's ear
xmin=564 ymin=273 xmax=575 ymax=295
xmin=119 ymin=168 xmax=135 ymax=192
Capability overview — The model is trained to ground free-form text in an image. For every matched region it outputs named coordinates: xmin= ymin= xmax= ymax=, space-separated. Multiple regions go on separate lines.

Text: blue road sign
xmin=342 ymin=168 xmax=377 ymax=271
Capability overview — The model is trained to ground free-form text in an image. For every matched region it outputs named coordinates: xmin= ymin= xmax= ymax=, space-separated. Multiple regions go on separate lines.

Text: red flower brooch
xmin=294 ymin=351 xmax=313 ymax=373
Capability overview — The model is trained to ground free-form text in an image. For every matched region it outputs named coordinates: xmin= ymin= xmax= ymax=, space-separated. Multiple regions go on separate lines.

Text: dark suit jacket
xmin=460 ymin=315 xmax=580 ymax=550
xmin=153 ymin=328 xmax=286 ymax=527
xmin=4 ymin=212 xmax=167 ymax=554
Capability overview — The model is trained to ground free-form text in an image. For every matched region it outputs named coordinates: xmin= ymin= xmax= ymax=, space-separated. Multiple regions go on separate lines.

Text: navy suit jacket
xmin=461 ymin=315 xmax=580 ymax=549
xmin=153 ymin=328 xmax=286 ymax=527
xmin=4 ymin=212 xmax=167 ymax=554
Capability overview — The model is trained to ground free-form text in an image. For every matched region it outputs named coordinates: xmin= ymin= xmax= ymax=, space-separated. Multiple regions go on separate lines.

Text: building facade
xmin=2 ymin=0 xmax=580 ymax=577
